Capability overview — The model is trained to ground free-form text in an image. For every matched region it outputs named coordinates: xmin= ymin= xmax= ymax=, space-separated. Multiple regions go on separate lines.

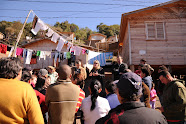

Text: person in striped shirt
xmin=71 ymin=73 xmax=85 ymax=112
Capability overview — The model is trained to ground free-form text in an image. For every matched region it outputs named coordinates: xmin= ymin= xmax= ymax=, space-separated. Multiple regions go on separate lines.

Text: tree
xmin=96 ymin=23 xmax=120 ymax=38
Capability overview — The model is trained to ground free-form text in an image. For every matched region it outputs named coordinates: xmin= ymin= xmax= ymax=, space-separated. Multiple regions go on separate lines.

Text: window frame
xmin=145 ymin=21 xmax=166 ymax=40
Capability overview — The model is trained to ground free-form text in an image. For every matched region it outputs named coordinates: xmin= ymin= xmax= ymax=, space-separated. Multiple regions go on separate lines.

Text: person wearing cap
xmin=112 ymin=55 xmax=128 ymax=80
xmin=47 ymin=66 xmax=58 ymax=84
xmin=35 ymin=69 xmax=49 ymax=95
xmin=159 ymin=71 xmax=186 ymax=124
xmin=96 ymin=72 xmax=167 ymax=124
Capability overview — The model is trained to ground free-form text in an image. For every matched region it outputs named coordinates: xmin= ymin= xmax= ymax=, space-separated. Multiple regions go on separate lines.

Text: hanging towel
xmin=51 ymin=32 xmax=60 ymax=43
xmin=36 ymin=51 xmax=41 ymax=56
xmin=39 ymin=51 xmax=46 ymax=60
xmin=56 ymin=37 xmax=65 ymax=52
xmin=46 ymin=28 xmax=54 ymax=37
xmin=64 ymin=52 xmax=67 ymax=59
xmin=0 ymin=44 xmax=7 ymax=54
xmin=67 ymin=42 xmax=73 ymax=50
xmin=8 ymin=47 xmax=14 ymax=57
xmin=31 ymin=19 xmax=48 ymax=35
xmin=54 ymin=51 xmax=60 ymax=63
xmin=23 ymin=49 xmax=27 ymax=58
xmin=82 ymin=48 xmax=86 ymax=54
xmin=66 ymin=52 xmax=71 ymax=59
xmin=25 ymin=49 xmax=33 ymax=64
xmin=16 ymin=48 xmax=23 ymax=56
xmin=74 ymin=46 xmax=82 ymax=56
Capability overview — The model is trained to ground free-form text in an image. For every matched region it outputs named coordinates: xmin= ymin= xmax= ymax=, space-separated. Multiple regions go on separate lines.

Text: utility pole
xmin=12 ymin=10 xmax=32 ymax=57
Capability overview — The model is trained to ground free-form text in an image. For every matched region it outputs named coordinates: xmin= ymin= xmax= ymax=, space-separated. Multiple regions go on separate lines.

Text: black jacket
xmin=96 ymin=101 xmax=167 ymax=124
xmin=112 ymin=62 xmax=128 ymax=80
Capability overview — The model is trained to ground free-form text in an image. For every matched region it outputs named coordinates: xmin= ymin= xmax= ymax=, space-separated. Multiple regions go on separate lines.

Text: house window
xmin=145 ymin=22 xmax=165 ymax=40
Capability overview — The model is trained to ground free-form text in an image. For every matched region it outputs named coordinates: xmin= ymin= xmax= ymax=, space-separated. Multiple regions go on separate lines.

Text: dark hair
xmin=105 ymin=80 xmax=116 ymax=94
xmin=158 ymin=70 xmax=171 ymax=78
xmin=0 ymin=57 xmax=23 ymax=79
xmin=140 ymin=59 xmax=146 ymax=62
xmin=76 ymin=59 xmax=82 ymax=64
xmin=72 ymin=73 xmax=84 ymax=89
xmin=152 ymin=83 xmax=155 ymax=89
xmin=21 ymin=69 xmax=32 ymax=83
xmin=141 ymin=67 xmax=150 ymax=77
xmin=158 ymin=65 xmax=168 ymax=71
xmin=89 ymin=80 xmax=102 ymax=111
xmin=118 ymin=89 xmax=141 ymax=102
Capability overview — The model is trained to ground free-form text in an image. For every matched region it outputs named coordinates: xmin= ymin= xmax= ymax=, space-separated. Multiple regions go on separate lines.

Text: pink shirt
xmin=150 ymin=89 xmax=157 ymax=102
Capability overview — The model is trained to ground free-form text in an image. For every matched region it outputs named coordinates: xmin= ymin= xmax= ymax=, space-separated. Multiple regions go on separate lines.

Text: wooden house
xmin=119 ymin=0 xmax=186 ymax=75
xmin=86 ymin=33 xmax=107 ymax=51
xmin=21 ymin=38 xmax=87 ymax=69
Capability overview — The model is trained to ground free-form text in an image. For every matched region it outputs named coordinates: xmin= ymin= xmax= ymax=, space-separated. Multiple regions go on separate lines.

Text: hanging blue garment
xmin=105 ymin=52 xmax=113 ymax=59
xmin=88 ymin=51 xmax=106 ymax=66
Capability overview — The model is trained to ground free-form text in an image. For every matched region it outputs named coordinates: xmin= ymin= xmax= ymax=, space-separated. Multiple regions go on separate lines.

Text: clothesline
xmin=0 ymin=42 xmax=113 ymax=67
xmin=0 ymin=10 xmax=113 ymax=66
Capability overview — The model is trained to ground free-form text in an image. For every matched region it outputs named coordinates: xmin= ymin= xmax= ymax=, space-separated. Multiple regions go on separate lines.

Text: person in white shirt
xmin=81 ymin=79 xmax=110 ymax=124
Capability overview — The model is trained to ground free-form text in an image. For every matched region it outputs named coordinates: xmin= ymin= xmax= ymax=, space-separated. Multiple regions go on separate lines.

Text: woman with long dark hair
xmin=81 ymin=80 xmax=110 ymax=124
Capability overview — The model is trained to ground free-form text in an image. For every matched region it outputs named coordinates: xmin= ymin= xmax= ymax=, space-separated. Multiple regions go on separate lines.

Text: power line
xmin=6 ymin=0 xmax=149 ymax=6
xmin=0 ymin=9 xmax=124 ymax=13
xmin=1 ymin=6 xmax=186 ymax=13
xmin=0 ymin=16 xmax=121 ymax=18
xmin=112 ymin=0 xmax=164 ymax=3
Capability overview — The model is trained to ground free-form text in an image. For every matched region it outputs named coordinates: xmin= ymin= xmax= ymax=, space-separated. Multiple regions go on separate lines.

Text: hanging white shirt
xmin=74 ymin=46 xmax=82 ymax=56
xmin=31 ymin=19 xmax=48 ymax=35
xmin=56 ymin=37 xmax=65 ymax=52
xmin=39 ymin=51 xmax=46 ymax=60
xmin=25 ymin=49 xmax=33 ymax=64
xmin=51 ymin=32 xmax=60 ymax=43
xmin=46 ymin=28 xmax=54 ymax=37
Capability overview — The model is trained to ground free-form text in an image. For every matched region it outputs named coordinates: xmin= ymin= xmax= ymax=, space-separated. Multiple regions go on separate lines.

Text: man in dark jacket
xmin=159 ymin=71 xmax=186 ymax=124
xmin=96 ymin=72 xmax=167 ymax=124
xmin=112 ymin=55 xmax=128 ymax=80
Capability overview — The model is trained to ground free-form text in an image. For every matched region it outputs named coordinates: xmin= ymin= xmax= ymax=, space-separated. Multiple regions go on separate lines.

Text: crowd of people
xmin=0 ymin=56 xmax=186 ymax=124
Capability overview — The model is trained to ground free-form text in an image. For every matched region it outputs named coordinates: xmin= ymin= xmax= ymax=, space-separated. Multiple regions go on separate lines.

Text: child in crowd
xmin=29 ymin=75 xmax=37 ymax=88
xmin=150 ymin=83 xmax=157 ymax=109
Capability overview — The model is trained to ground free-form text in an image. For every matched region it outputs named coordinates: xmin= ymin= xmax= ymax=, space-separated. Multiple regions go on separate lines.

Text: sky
xmin=1 ymin=0 xmax=170 ymax=31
